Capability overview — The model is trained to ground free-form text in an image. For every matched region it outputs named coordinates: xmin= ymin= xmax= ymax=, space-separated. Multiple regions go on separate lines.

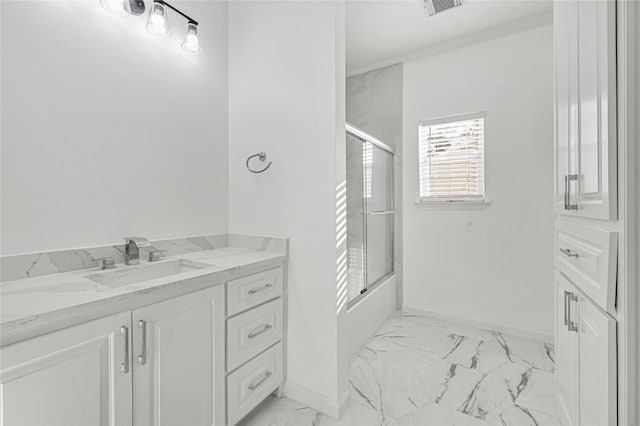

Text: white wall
xmin=402 ymin=25 xmax=555 ymax=337
xmin=228 ymin=1 xmax=348 ymax=415
xmin=1 ymin=0 xmax=228 ymax=255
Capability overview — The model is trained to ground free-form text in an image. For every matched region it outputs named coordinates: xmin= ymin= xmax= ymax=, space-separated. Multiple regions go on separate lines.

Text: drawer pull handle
xmin=248 ymin=324 xmax=273 ymax=339
xmin=560 ymin=248 xmax=580 ymax=258
xmin=120 ymin=325 xmax=130 ymax=374
xmin=248 ymin=283 xmax=273 ymax=295
xmin=248 ymin=370 xmax=273 ymax=391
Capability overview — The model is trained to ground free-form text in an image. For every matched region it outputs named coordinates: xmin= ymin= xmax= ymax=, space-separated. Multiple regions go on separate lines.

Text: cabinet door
xmin=0 ymin=312 xmax=133 ymax=426
xmin=577 ymin=294 xmax=617 ymax=426
xmin=555 ymin=272 xmax=579 ymax=426
xmin=574 ymin=0 xmax=617 ymax=220
xmin=554 ymin=0 xmax=576 ymax=215
xmin=132 ymin=286 xmax=225 ymax=426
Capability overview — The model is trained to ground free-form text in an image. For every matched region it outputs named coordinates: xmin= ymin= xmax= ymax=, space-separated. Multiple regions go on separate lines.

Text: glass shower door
xmin=346 ymin=124 xmax=394 ymax=305
xmin=346 ymin=133 xmax=366 ymax=301
xmin=364 ymin=144 xmax=394 ymax=287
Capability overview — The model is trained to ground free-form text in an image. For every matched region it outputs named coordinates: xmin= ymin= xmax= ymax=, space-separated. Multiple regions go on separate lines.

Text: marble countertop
xmin=1 ymin=248 xmax=286 ymax=346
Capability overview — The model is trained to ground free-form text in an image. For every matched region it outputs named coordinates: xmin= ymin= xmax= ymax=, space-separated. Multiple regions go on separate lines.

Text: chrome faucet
xmin=123 ymin=237 xmax=150 ymax=265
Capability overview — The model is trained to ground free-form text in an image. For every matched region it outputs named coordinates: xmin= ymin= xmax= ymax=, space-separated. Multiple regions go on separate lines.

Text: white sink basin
xmin=86 ymin=259 xmax=211 ymax=288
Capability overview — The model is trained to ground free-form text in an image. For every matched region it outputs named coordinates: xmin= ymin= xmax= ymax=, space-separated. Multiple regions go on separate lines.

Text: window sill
xmin=414 ymin=200 xmax=492 ymax=210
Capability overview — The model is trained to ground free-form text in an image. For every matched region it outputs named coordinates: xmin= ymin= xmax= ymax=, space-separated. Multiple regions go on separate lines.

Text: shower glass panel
xmin=346 ymin=124 xmax=394 ymax=306
xmin=346 ymin=133 xmax=366 ymax=300
xmin=365 ymin=146 xmax=394 ymax=287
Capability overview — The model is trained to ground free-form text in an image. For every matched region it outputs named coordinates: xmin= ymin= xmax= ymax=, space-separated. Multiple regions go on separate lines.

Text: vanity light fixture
xmin=146 ymin=0 xmax=202 ymax=54
xmin=100 ymin=0 xmax=145 ymax=16
xmin=100 ymin=0 xmax=131 ymax=16
xmin=181 ymin=22 xmax=202 ymax=54
xmin=146 ymin=1 xmax=171 ymax=38
xmin=100 ymin=0 xmax=201 ymax=54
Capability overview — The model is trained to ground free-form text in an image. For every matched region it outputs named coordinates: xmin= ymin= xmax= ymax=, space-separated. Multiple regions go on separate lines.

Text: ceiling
xmin=346 ymin=0 xmax=553 ymax=73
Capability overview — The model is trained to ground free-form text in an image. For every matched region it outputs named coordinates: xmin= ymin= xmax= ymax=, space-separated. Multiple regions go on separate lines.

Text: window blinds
xmin=418 ymin=114 xmax=485 ymax=201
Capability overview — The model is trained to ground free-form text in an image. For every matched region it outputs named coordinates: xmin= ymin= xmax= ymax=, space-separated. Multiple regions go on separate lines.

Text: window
xmin=418 ymin=112 xmax=485 ymax=202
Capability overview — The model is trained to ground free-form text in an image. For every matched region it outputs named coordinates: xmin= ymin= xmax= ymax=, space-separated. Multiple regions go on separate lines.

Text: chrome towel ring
xmin=246 ymin=152 xmax=272 ymax=174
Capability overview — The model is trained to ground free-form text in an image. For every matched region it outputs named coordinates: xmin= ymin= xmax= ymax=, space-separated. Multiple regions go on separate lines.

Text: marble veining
xmin=1 ymin=234 xmax=287 ymax=282
xmin=239 ymin=312 xmax=559 ymax=426
xmin=1 ymin=244 xmax=287 ymax=346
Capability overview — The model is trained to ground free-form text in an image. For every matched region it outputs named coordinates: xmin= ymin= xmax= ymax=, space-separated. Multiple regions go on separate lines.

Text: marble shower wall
xmin=346 ymin=64 xmax=403 ymax=307
xmin=1 ymin=234 xmax=288 ymax=282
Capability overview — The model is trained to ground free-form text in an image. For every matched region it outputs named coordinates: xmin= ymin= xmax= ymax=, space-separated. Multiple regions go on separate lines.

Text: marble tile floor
xmin=239 ymin=312 xmax=559 ymax=426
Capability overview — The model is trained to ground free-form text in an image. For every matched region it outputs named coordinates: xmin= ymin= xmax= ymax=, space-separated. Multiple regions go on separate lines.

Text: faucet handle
xmin=95 ymin=257 xmax=116 ymax=270
xmin=123 ymin=236 xmax=151 ymax=247
xmin=145 ymin=248 xmax=167 ymax=262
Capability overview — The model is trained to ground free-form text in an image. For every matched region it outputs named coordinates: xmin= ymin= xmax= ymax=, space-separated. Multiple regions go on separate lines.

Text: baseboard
xmin=403 ymin=305 xmax=553 ymax=343
xmin=282 ymin=381 xmax=350 ymax=419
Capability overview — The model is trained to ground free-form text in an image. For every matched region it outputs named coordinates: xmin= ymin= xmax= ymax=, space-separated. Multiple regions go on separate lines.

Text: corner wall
xmin=228 ymin=1 xmax=348 ymax=415
xmin=402 ymin=25 xmax=555 ymax=337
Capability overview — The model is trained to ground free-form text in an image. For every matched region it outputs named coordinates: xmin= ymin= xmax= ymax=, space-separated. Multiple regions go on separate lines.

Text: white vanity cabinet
xmin=132 ymin=286 xmax=226 ymax=426
xmin=553 ymin=0 xmax=617 ymax=221
xmin=0 ymin=286 xmax=226 ymax=426
xmin=0 ymin=311 xmax=133 ymax=426
xmin=555 ymin=272 xmax=617 ymax=426
xmin=225 ymin=267 xmax=285 ymax=425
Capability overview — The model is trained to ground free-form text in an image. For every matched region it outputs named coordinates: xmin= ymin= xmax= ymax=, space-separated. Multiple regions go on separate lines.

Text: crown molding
xmin=346 ymin=10 xmax=552 ymax=78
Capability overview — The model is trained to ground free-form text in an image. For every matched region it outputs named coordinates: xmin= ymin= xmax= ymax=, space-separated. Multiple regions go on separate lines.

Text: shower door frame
xmin=346 ymin=123 xmax=395 ymax=308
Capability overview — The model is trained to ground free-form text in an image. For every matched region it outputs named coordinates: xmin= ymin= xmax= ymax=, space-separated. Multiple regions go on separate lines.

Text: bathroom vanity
xmin=0 ymin=236 xmax=287 ymax=426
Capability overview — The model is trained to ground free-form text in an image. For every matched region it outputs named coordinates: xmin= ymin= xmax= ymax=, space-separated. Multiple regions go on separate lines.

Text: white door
xmin=554 ymin=0 xmax=616 ymax=220
xmin=574 ymin=0 xmax=617 ymax=220
xmin=132 ymin=286 xmax=225 ymax=426
xmin=577 ymin=294 xmax=617 ymax=426
xmin=554 ymin=0 xmax=576 ymax=215
xmin=0 ymin=312 xmax=133 ymax=426
xmin=555 ymin=272 xmax=579 ymax=426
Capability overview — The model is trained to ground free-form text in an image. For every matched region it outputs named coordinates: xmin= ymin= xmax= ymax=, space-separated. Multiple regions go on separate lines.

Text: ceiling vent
xmin=423 ymin=0 xmax=466 ymax=17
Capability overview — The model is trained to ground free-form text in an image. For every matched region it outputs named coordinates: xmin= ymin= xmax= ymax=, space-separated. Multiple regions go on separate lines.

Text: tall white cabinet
xmin=553 ymin=1 xmax=619 ymax=425
xmin=554 ymin=0 xmax=617 ymax=221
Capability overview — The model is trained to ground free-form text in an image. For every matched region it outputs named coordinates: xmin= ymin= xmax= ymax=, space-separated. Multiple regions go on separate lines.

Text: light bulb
xmin=146 ymin=3 xmax=171 ymax=38
xmin=100 ymin=0 xmax=130 ymax=16
xmin=181 ymin=23 xmax=202 ymax=54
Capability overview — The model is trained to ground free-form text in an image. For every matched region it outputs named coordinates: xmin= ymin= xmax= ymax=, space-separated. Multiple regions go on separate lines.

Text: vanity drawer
xmin=227 ymin=298 xmax=283 ymax=371
xmin=227 ymin=267 xmax=283 ymax=316
xmin=555 ymin=220 xmax=617 ymax=314
xmin=227 ymin=342 xmax=283 ymax=425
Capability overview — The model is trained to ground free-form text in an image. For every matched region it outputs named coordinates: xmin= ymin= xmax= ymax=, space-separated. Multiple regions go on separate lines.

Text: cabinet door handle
xmin=248 ymin=370 xmax=273 ymax=391
xmin=564 ymin=175 xmax=569 ymax=210
xmin=560 ymin=248 xmax=580 ymax=258
xmin=567 ymin=292 xmax=579 ymax=332
xmin=248 ymin=324 xmax=273 ymax=339
xmin=120 ymin=325 xmax=130 ymax=374
xmin=567 ymin=174 xmax=579 ymax=211
xmin=137 ymin=320 xmax=147 ymax=366
xmin=248 ymin=283 xmax=273 ymax=295
xmin=563 ymin=291 xmax=569 ymax=326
